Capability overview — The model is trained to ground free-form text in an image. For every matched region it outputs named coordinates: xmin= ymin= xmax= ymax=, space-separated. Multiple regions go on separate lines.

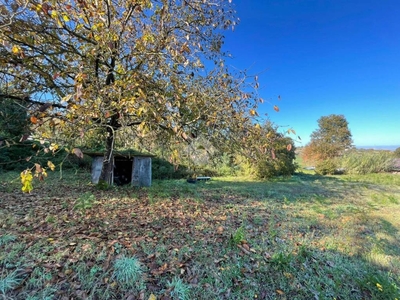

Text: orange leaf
xmin=30 ymin=116 xmax=38 ymax=124
xmin=287 ymin=144 xmax=292 ymax=151
xmin=273 ymin=105 xmax=280 ymax=112
xmin=34 ymin=163 xmax=42 ymax=173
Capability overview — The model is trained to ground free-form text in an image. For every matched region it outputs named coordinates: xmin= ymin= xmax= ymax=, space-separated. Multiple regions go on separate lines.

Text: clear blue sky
xmin=222 ymin=0 xmax=400 ymax=147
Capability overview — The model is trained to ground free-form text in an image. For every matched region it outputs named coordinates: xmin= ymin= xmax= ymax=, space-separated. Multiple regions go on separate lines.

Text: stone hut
xmin=86 ymin=150 xmax=154 ymax=187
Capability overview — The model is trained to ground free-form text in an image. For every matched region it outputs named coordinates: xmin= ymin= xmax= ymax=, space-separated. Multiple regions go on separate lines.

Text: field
xmin=1 ymin=169 xmax=400 ymax=299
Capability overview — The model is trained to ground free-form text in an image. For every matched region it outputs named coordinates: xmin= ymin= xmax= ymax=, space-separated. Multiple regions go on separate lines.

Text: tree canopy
xmin=303 ymin=114 xmax=353 ymax=162
xmin=0 ymin=0 xmax=272 ymax=182
xmin=0 ymin=0 xmax=296 ymax=188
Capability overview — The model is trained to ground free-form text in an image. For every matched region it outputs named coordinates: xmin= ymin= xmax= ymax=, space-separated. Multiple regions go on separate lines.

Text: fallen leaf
xmin=276 ymin=289 xmax=285 ymax=295
xmin=148 ymin=294 xmax=157 ymax=300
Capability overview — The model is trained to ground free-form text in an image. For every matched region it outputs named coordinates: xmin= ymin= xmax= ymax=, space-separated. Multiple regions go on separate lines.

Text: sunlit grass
xmin=1 ymin=169 xmax=400 ymax=298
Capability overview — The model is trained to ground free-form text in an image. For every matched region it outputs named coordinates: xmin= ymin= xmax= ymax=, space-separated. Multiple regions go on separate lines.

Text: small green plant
xmin=26 ymin=267 xmax=53 ymax=290
xmin=0 ymin=234 xmax=17 ymax=246
xmin=113 ymin=242 xmax=123 ymax=254
xmin=112 ymin=256 xmax=144 ymax=291
xmin=97 ymin=179 xmax=111 ymax=190
xmin=74 ymin=192 xmax=96 ymax=214
xmin=45 ymin=215 xmax=56 ymax=223
xmin=271 ymin=251 xmax=293 ymax=270
xmin=167 ymin=277 xmax=191 ymax=300
xmin=0 ymin=269 xmax=23 ymax=295
xmin=230 ymin=226 xmax=245 ymax=245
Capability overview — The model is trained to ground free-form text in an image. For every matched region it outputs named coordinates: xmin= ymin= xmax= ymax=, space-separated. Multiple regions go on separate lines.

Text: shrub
xmin=394 ymin=147 xmax=400 ymax=158
xmin=340 ymin=150 xmax=393 ymax=174
xmin=315 ymin=159 xmax=338 ymax=175
xmin=152 ymin=157 xmax=191 ymax=179
xmin=252 ymin=139 xmax=297 ymax=179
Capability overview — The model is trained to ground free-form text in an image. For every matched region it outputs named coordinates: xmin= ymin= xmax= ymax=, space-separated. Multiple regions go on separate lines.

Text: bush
xmin=340 ymin=150 xmax=394 ymax=174
xmin=253 ymin=143 xmax=297 ymax=179
xmin=152 ymin=157 xmax=192 ymax=179
xmin=394 ymin=147 xmax=400 ymax=158
xmin=315 ymin=159 xmax=338 ymax=175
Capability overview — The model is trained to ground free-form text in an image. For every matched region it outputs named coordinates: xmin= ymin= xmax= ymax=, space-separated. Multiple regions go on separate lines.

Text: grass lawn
xmin=0 ymin=169 xmax=399 ymax=299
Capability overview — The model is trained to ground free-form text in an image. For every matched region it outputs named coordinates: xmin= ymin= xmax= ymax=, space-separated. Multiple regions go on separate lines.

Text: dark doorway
xmin=114 ymin=157 xmax=132 ymax=185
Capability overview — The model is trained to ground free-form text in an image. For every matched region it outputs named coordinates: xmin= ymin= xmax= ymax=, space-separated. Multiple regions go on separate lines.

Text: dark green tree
xmin=0 ymin=97 xmax=29 ymax=142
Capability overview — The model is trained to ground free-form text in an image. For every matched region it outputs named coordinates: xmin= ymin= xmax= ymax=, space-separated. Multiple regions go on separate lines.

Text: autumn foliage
xmin=0 ymin=0 xmax=280 ymax=186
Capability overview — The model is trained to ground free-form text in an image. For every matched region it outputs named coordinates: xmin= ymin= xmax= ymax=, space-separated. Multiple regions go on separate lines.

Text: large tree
xmin=0 ymin=0 xmax=266 ymax=184
xmin=303 ymin=114 xmax=353 ymax=162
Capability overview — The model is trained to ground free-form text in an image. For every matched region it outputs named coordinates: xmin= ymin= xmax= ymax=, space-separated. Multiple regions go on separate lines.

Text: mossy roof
xmin=84 ymin=149 xmax=155 ymax=158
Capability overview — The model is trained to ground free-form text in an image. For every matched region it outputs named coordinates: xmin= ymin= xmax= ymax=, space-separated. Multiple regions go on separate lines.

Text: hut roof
xmin=84 ymin=149 xmax=155 ymax=158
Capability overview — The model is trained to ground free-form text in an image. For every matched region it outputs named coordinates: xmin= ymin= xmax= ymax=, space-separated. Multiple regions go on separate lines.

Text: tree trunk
xmin=99 ymin=126 xmax=115 ymax=185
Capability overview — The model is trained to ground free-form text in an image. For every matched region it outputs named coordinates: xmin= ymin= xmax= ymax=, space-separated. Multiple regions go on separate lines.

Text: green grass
xmin=0 ymin=169 xmax=399 ymax=299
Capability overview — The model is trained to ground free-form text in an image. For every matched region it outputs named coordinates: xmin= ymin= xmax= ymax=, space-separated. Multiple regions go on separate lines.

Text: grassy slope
xmin=0 ymin=170 xmax=399 ymax=299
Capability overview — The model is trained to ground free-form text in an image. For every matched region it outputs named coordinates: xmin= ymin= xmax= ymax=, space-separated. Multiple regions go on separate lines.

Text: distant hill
xmin=357 ymin=145 xmax=400 ymax=151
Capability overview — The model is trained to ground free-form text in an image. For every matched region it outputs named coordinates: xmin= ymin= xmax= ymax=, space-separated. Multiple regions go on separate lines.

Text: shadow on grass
xmin=1 ymin=170 xmax=400 ymax=299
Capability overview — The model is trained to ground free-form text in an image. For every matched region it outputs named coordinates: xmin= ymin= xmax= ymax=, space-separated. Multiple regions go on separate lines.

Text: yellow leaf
xmin=276 ymin=289 xmax=285 ymax=295
xmin=148 ymin=294 xmax=157 ymax=300
xmin=51 ymin=10 xmax=58 ymax=18
xmin=249 ymin=109 xmax=258 ymax=116
xmin=49 ymin=143 xmax=59 ymax=151
xmin=12 ymin=45 xmax=20 ymax=54
xmin=47 ymin=161 xmax=56 ymax=171
xmin=22 ymin=181 xmax=33 ymax=193
xmin=62 ymin=14 xmax=70 ymax=22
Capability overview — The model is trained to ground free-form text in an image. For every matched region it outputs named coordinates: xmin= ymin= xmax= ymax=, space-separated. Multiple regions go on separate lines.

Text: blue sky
xmin=222 ymin=0 xmax=400 ymax=147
